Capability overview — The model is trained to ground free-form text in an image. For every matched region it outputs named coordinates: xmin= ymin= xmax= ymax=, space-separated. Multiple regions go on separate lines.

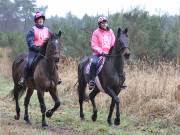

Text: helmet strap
xmin=98 ymin=23 xmax=109 ymax=31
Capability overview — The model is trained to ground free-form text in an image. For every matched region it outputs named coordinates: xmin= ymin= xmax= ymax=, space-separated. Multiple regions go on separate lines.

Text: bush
xmin=0 ymin=32 xmax=27 ymax=59
xmin=9 ymin=33 xmax=27 ymax=58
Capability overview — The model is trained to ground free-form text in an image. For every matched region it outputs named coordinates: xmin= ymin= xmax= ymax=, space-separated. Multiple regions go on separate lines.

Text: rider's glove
xmin=34 ymin=46 xmax=41 ymax=52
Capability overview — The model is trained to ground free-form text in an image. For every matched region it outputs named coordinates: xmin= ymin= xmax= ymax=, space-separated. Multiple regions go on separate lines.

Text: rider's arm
xmin=91 ymin=31 xmax=103 ymax=54
xmin=26 ymin=28 xmax=37 ymax=51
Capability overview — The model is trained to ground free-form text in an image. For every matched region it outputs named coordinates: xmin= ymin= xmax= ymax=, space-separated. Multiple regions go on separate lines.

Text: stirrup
xmin=89 ymin=80 xmax=95 ymax=90
xmin=57 ymin=80 xmax=62 ymax=85
xmin=121 ymin=85 xmax=127 ymax=89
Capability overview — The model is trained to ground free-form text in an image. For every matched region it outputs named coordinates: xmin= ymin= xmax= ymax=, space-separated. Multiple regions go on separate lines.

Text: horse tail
xmin=77 ymin=58 xmax=89 ymax=102
xmin=10 ymin=53 xmax=27 ymax=101
xmin=10 ymin=85 xmax=26 ymax=100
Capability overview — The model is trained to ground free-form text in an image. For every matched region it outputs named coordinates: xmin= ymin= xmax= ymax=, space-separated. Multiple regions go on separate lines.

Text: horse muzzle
xmin=122 ymin=48 xmax=131 ymax=59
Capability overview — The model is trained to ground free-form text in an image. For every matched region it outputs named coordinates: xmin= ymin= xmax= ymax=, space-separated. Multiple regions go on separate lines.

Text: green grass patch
xmin=0 ymin=75 xmax=13 ymax=95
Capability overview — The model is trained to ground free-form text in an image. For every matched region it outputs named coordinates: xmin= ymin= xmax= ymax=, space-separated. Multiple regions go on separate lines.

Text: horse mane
xmin=108 ymin=46 xmax=114 ymax=54
xmin=108 ymin=38 xmax=118 ymax=55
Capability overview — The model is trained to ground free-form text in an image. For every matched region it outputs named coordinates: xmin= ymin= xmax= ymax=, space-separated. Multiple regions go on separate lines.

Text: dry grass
xmin=123 ymin=62 xmax=180 ymax=123
xmin=0 ymin=48 xmax=180 ymax=126
xmin=0 ymin=48 xmax=12 ymax=77
xmin=58 ymin=57 xmax=180 ymax=126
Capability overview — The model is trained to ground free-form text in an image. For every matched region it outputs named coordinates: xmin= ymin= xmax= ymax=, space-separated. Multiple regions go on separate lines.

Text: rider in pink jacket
xmin=91 ymin=22 xmax=115 ymax=55
xmin=89 ymin=16 xmax=115 ymax=90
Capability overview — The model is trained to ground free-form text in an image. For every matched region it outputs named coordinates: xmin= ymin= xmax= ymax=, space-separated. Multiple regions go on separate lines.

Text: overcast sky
xmin=36 ymin=0 xmax=180 ymax=18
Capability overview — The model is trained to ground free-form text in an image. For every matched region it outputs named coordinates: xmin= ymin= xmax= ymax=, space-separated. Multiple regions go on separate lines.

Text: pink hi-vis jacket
xmin=91 ymin=28 xmax=115 ymax=55
xmin=33 ymin=26 xmax=49 ymax=46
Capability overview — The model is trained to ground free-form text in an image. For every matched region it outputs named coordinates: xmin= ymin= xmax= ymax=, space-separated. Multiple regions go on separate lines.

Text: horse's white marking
xmin=55 ymin=40 xmax=58 ymax=44
xmin=95 ymin=76 xmax=105 ymax=92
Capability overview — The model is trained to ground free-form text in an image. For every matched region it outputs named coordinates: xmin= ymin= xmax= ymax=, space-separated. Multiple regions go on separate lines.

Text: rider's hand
xmin=101 ymin=52 xmax=106 ymax=56
xmin=34 ymin=46 xmax=41 ymax=52
xmin=43 ymin=38 xmax=49 ymax=43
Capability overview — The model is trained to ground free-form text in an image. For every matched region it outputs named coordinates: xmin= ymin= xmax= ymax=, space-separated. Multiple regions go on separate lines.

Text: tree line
xmin=0 ymin=0 xmax=179 ymax=61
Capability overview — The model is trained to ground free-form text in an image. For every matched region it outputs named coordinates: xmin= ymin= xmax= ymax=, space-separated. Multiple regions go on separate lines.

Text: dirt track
xmin=0 ymin=96 xmax=94 ymax=135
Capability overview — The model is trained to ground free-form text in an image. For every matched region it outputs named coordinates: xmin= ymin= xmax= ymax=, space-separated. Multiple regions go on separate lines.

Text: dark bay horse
xmin=11 ymin=31 xmax=62 ymax=128
xmin=77 ymin=28 xmax=130 ymax=126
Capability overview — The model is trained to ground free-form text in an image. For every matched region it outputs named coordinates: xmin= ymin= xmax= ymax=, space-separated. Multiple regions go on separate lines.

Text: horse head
xmin=46 ymin=30 xmax=62 ymax=62
xmin=116 ymin=28 xmax=130 ymax=59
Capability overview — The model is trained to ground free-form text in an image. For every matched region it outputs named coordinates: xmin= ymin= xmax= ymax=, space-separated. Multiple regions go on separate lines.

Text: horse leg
xmin=37 ymin=91 xmax=48 ymax=128
xmin=114 ymin=97 xmax=120 ymax=126
xmin=46 ymin=88 xmax=60 ymax=118
xmin=89 ymin=88 xmax=99 ymax=121
xmin=24 ymin=88 xmax=34 ymax=124
xmin=13 ymin=85 xmax=21 ymax=120
xmin=78 ymin=82 xmax=87 ymax=120
xmin=106 ymin=87 xmax=120 ymax=126
xmin=107 ymin=98 xmax=115 ymax=125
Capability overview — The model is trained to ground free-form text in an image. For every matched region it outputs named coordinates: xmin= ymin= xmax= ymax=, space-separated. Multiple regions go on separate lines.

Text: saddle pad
xmin=85 ymin=56 xmax=105 ymax=75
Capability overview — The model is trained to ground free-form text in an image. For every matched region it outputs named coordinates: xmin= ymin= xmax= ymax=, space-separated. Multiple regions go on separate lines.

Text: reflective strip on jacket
xmin=32 ymin=26 xmax=49 ymax=46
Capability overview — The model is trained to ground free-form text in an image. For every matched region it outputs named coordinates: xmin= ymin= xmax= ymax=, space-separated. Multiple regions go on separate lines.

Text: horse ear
xmin=117 ymin=28 xmax=121 ymax=37
xmin=124 ymin=28 xmax=128 ymax=33
xmin=58 ymin=30 xmax=61 ymax=38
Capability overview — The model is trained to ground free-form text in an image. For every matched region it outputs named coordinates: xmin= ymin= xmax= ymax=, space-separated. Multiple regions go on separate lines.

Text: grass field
xmin=0 ymin=75 xmax=179 ymax=135
xmin=0 ymin=50 xmax=180 ymax=135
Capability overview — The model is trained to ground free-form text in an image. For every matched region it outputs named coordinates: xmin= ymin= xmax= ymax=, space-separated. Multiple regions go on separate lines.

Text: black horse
xmin=77 ymin=28 xmax=130 ymax=126
xmin=11 ymin=31 xmax=61 ymax=128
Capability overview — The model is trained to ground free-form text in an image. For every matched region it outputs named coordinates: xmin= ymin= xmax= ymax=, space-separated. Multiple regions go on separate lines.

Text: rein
xmin=37 ymin=53 xmax=58 ymax=74
xmin=103 ymin=53 xmax=122 ymax=57
xmin=38 ymin=53 xmax=47 ymax=58
xmin=103 ymin=47 xmax=129 ymax=57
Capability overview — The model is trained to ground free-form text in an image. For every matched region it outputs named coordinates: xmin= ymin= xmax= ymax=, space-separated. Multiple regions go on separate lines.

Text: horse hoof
xmin=42 ymin=124 xmax=48 ymax=129
xmin=25 ymin=120 xmax=32 ymax=125
xmin=80 ymin=114 xmax=84 ymax=120
xmin=24 ymin=116 xmax=31 ymax=125
xmin=46 ymin=110 xmax=53 ymax=118
xmin=114 ymin=118 xmax=120 ymax=126
xmin=107 ymin=119 xmax=112 ymax=126
xmin=91 ymin=113 xmax=97 ymax=121
xmin=80 ymin=116 xmax=85 ymax=121
xmin=14 ymin=115 xmax=20 ymax=120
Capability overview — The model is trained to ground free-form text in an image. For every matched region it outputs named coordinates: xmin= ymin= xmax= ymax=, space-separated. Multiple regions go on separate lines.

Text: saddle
xmin=84 ymin=56 xmax=127 ymax=92
xmin=85 ymin=56 xmax=105 ymax=82
xmin=28 ymin=53 xmax=43 ymax=78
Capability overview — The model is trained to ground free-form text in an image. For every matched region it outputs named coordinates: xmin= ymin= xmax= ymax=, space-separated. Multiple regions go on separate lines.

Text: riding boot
xmin=89 ymin=63 xmax=97 ymax=90
xmin=57 ymin=79 xmax=62 ymax=84
xmin=121 ymin=84 xmax=127 ymax=89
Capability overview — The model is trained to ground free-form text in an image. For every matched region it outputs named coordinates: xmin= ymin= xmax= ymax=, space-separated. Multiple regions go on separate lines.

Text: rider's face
xmin=36 ymin=18 xmax=44 ymax=25
xmin=100 ymin=21 xmax=108 ymax=30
